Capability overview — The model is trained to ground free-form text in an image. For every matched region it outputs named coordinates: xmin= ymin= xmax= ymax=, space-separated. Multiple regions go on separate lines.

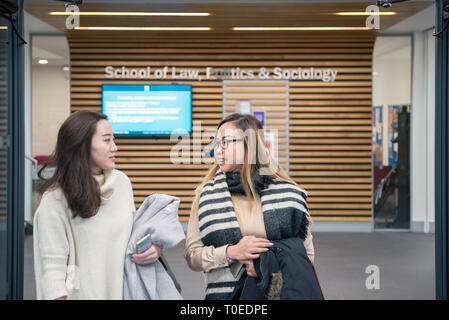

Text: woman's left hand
xmin=132 ymin=244 xmax=163 ymax=265
xmin=241 ymin=259 xmax=257 ymax=277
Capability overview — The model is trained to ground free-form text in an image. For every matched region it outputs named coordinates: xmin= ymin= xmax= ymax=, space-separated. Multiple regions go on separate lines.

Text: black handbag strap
xmin=158 ymin=254 xmax=182 ymax=293
xmin=312 ymin=264 xmax=324 ymax=300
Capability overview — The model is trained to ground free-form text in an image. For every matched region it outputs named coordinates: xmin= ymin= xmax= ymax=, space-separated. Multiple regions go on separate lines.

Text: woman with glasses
xmin=184 ymin=113 xmax=316 ymax=300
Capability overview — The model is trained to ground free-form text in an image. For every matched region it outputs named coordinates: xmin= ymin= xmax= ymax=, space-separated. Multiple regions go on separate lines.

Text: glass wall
xmin=0 ymin=14 xmax=9 ymax=300
xmin=372 ymin=36 xmax=412 ymax=229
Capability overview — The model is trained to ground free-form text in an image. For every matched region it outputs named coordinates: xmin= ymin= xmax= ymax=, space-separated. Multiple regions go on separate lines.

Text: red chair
xmin=34 ymin=155 xmax=50 ymax=166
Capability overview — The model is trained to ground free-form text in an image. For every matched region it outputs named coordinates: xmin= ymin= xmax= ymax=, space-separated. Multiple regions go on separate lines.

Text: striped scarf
xmin=198 ymin=169 xmax=310 ymax=300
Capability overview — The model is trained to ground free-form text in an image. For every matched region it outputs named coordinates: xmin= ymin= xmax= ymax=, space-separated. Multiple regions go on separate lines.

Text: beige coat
xmin=184 ymin=192 xmax=315 ymax=274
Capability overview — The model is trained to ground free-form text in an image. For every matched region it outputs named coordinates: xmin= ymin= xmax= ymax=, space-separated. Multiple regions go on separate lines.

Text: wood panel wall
xmin=67 ymin=33 xmax=374 ymax=222
xmin=223 ymin=80 xmax=290 ymax=172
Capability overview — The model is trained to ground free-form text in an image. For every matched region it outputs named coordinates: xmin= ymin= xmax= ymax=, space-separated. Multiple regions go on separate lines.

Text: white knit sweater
xmin=33 ymin=169 xmax=135 ymax=300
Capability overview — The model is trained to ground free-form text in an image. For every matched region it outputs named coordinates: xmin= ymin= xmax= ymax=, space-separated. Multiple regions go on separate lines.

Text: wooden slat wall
xmin=67 ymin=34 xmax=374 ymax=222
xmin=223 ymin=80 xmax=290 ymax=172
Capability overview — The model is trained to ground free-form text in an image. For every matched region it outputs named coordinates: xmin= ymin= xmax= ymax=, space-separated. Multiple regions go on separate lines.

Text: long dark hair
xmin=38 ymin=110 xmax=108 ymax=219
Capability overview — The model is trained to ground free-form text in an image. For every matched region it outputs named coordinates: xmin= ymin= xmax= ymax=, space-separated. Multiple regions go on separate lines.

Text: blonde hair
xmin=192 ymin=113 xmax=298 ymax=220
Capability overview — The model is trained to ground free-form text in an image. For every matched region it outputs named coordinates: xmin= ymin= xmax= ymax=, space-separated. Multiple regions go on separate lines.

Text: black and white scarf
xmin=198 ymin=168 xmax=310 ymax=300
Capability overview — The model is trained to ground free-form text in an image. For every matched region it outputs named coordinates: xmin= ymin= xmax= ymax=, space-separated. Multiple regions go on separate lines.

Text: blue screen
xmin=102 ymin=84 xmax=192 ymax=135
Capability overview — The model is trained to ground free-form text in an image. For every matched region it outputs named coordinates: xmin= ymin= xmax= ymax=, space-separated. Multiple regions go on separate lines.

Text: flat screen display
xmin=102 ymin=84 xmax=192 ymax=135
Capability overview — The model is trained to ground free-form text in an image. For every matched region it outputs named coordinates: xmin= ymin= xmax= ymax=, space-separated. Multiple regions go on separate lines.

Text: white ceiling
xmin=24 ymin=10 xmax=61 ymax=34
xmin=380 ymin=2 xmax=435 ymax=34
xmin=31 ymin=36 xmax=69 ymax=66
xmin=374 ymin=36 xmax=411 ymax=58
xmin=24 ymin=11 xmax=69 ymax=67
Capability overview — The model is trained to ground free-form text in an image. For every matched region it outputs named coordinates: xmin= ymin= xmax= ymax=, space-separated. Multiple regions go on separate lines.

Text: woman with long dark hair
xmin=33 ymin=110 xmax=162 ymax=300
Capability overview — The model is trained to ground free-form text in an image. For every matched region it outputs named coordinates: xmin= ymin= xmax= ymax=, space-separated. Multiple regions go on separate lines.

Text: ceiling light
xmin=38 ymin=59 xmax=48 ymax=64
xmin=336 ymin=12 xmax=397 ymax=15
xmin=75 ymin=27 xmax=211 ymax=31
xmin=49 ymin=12 xmax=210 ymax=16
xmin=233 ymin=27 xmax=371 ymax=31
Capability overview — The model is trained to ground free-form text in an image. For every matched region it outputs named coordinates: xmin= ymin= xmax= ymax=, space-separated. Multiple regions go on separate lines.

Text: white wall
xmin=23 ymin=11 xmax=64 ymax=224
xmin=31 ymin=66 xmax=70 ymax=156
xmin=425 ymin=28 xmax=435 ymax=232
xmin=373 ymin=38 xmax=411 ymax=107
xmin=410 ymin=29 xmax=436 ymax=232
xmin=24 ymin=14 xmax=32 ymax=224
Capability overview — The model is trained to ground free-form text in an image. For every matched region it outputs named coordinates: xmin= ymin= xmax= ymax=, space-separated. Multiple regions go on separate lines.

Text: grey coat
xmin=123 ymin=194 xmax=185 ymax=300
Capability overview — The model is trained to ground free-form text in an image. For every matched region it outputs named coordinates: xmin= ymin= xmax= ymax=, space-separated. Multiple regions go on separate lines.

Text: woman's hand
xmin=132 ymin=244 xmax=163 ymax=265
xmin=227 ymin=235 xmax=273 ymax=261
xmin=241 ymin=259 xmax=257 ymax=277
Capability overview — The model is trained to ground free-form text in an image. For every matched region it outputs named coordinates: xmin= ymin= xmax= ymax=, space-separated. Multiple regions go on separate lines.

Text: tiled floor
xmin=23 ymin=231 xmax=435 ymax=300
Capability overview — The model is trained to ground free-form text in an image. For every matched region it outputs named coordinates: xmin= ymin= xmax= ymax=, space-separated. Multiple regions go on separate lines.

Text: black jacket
xmin=231 ymin=237 xmax=324 ymax=300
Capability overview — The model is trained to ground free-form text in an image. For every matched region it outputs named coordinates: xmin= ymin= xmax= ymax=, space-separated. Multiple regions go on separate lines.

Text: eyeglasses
xmin=212 ymin=138 xmax=243 ymax=150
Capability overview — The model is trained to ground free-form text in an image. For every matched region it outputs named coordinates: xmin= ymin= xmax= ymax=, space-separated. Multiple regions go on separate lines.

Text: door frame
xmin=435 ymin=0 xmax=449 ymax=300
xmin=4 ymin=0 xmax=25 ymax=300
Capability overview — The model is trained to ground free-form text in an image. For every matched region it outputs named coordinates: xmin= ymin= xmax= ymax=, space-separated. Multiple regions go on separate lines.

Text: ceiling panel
xmin=24 ymin=1 xmax=432 ymax=37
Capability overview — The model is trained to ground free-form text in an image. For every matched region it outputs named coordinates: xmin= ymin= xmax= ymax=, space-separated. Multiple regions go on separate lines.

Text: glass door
xmin=0 ymin=0 xmax=25 ymax=299
xmin=0 ymin=14 xmax=10 ymax=300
